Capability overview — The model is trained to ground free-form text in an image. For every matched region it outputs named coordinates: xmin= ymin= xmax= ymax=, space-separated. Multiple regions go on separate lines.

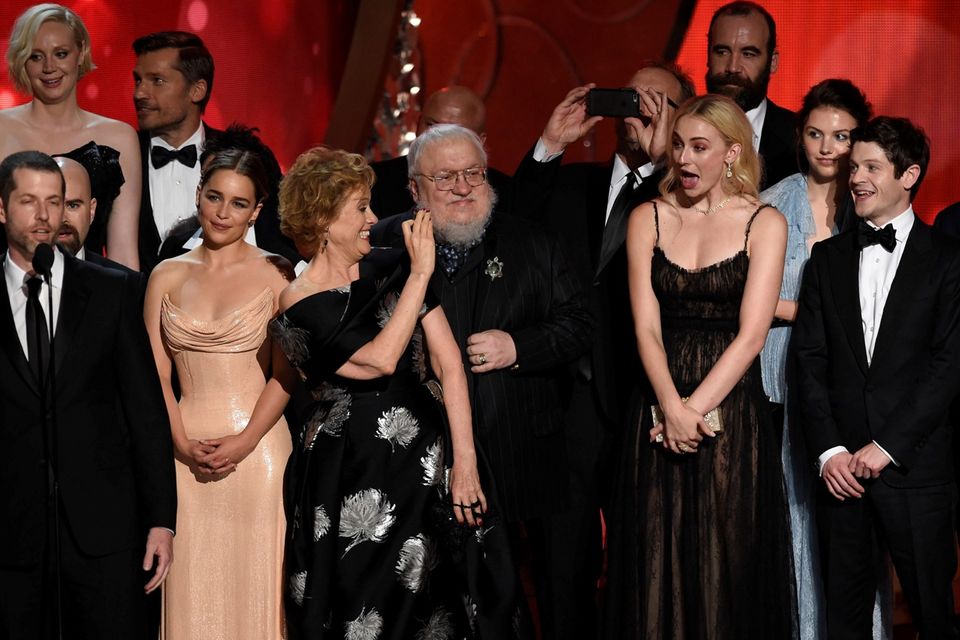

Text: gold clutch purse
xmin=651 ymin=397 xmax=723 ymax=439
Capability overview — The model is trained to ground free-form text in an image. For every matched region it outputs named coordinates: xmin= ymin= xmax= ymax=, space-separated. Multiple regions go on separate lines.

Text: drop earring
xmin=725 ymin=162 xmax=733 ymax=179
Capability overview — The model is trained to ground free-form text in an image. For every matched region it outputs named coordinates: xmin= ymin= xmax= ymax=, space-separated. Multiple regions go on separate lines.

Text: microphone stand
xmin=35 ymin=258 xmax=62 ymax=640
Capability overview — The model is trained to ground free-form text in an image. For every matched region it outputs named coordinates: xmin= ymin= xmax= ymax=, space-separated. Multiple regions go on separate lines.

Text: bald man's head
xmin=53 ymin=157 xmax=97 ymax=255
xmin=417 ymin=86 xmax=486 ymax=138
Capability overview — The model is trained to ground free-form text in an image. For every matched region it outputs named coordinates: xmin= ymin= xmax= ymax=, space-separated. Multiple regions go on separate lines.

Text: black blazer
xmin=759 ymin=99 xmax=799 ymax=191
xmin=514 ymin=153 xmax=659 ymax=424
xmin=794 ymin=221 xmax=960 ymax=487
xmin=372 ymin=213 xmax=593 ymax=521
xmin=0 ymin=252 xmax=176 ymax=564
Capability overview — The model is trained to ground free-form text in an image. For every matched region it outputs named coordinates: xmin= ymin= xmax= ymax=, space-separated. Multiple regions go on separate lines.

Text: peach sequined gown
xmin=160 ymin=288 xmax=290 ymax=640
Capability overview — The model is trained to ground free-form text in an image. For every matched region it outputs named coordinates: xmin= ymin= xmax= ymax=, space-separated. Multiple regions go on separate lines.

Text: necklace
xmin=694 ymin=195 xmax=733 ymax=216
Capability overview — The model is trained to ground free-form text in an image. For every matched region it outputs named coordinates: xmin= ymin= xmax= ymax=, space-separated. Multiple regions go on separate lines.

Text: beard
xmin=430 ymin=187 xmax=498 ymax=249
xmin=57 ymin=224 xmax=82 ymax=255
xmin=705 ymin=63 xmax=772 ymax=112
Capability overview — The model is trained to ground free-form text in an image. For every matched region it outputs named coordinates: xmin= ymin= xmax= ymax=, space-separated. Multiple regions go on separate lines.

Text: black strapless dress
xmin=58 ymin=141 xmax=125 ymax=256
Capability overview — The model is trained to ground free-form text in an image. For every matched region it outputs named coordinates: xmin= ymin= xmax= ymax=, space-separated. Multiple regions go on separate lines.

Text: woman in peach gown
xmin=144 ymin=147 xmax=295 ymax=639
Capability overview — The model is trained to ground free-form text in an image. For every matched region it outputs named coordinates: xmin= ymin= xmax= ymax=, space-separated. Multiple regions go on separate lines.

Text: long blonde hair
xmin=659 ymin=94 xmax=761 ymax=198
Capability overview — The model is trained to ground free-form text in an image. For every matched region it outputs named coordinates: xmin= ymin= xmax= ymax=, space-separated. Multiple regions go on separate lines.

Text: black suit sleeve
xmin=114 ymin=271 xmax=177 ymax=531
xmin=793 ymin=243 xmax=845 ymax=460
xmin=875 ymin=249 xmax=960 ymax=468
xmin=509 ymin=144 xmax=562 ymax=221
xmin=511 ymin=232 xmax=593 ymax=373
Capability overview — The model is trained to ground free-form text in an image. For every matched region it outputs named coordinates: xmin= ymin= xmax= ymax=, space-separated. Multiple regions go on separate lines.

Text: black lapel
xmin=54 ymin=253 xmax=92 ymax=377
xmin=870 ymin=221 xmax=932 ymax=372
xmin=0 ymin=254 xmax=39 ymax=395
xmin=587 ymin=163 xmax=613 ymax=272
xmin=473 ymin=222 xmax=503 ymax=329
xmin=830 ymin=233 xmax=869 ymax=375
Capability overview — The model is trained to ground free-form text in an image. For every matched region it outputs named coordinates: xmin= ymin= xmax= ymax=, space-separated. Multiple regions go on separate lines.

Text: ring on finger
xmin=477 ymin=353 xmax=487 ymax=365
xmin=677 ymin=443 xmax=692 ymax=453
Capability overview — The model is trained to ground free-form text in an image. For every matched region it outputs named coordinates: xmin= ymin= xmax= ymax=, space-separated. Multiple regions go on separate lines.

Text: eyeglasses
xmin=415 ymin=167 xmax=487 ymax=191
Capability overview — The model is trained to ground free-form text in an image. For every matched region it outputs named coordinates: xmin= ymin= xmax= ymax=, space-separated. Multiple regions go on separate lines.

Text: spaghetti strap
xmin=653 ymin=200 xmax=661 ymax=245
xmin=743 ymin=203 xmax=771 ymax=251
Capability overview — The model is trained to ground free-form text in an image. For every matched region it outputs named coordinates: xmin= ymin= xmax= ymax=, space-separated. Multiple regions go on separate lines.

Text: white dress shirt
xmin=149 ymin=124 xmax=205 ymax=242
xmin=532 ymin=138 xmax=657 ymax=225
xmin=818 ymin=206 xmax=916 ymax=472
xmin=606 ymin=154 xmax=656 ymax=225
xmin=744 ymin=98 xmax=768 ymax=152
xmin=5 ymin=248 xmax=64 ymax=358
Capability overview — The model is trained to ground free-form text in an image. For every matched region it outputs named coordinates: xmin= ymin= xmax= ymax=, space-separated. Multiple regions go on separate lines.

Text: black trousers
xmin=818 ymin=479 xmax=957 ymax=639
xmin=522 ymin=376 xmax=611 ymax=640
xmin=0 ymin=501 xmax=148 ymax=640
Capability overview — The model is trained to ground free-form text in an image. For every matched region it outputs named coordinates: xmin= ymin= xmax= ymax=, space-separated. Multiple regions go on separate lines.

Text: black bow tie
xmin=857 ymin=220 xmax=897 ymax=252
xmin=151 ymin=144 xmax=197 ymax=169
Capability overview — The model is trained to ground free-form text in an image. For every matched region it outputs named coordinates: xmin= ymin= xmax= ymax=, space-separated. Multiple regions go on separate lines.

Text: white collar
xmin=612 ymin=154 xmax=657 ymax=186
xmin=151 ymin=122 xmax=205 ymax=152
xmin=4 ymin=245 xmax=65 ymax=293
xmin=744 ymin=98 xmax=768 ymax=142
xmin=866 ymin=205 xmax=915 ymax=242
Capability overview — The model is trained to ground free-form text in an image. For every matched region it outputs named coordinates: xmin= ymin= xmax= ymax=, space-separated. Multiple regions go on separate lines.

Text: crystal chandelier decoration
xmin=366 ymin=5 xmax=422 ymax=161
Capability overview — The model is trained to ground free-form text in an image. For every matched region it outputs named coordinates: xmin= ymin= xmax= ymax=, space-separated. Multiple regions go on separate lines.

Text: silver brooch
xmin=485 ymin=256 xmax=503 ymax=281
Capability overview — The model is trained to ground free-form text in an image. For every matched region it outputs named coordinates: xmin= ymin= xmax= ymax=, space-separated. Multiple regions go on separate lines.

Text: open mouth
xmin=852 ymin=187 xmax=875 ymax=202
xmin=679 ymin=170 xmax=700 ymax=190
xmin=359 ymin=230 xmax=370 ymax=240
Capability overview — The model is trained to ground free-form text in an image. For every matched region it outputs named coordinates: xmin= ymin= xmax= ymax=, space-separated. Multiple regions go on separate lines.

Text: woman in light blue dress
xmin=760 ymin=79 xmax=892 ymax=639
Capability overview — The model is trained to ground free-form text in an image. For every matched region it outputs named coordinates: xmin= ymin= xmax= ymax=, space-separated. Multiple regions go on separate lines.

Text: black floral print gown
xmin=273 ymin=261 xmax=486 ymax=640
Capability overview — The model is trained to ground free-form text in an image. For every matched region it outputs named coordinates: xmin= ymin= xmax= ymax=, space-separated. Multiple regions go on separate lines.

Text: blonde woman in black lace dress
xmin=605 ymin=94 xmax=797 ymax=639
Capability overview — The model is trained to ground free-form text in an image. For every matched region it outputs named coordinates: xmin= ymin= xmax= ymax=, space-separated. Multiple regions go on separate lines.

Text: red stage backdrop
xmin=410 ymin=0 xmax=960 ymax=222
xmin=675 ymin=0 xmax=960 ymax=221
xmin=1 ymin=1 xmax=958 ymax=219
xmin=0 ymin=0 xmax=355 ymax=171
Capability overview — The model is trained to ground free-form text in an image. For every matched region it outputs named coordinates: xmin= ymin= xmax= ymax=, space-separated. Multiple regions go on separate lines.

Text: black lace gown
xmin=272 ymin=262 xmax=524 ymax=639
xmin=604 ymin=204 xmax=798 ymax=639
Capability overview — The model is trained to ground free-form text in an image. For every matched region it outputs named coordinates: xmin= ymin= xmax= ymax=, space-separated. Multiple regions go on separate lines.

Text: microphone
xmin=32 ymin=243 xmax=54 ymax=281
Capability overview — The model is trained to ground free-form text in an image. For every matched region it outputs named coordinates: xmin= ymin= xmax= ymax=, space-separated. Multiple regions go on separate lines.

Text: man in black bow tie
xmin=794 ymin=116 xmax=960 ymax=638
xmin=132 ymin=31 xmax=218 ymax=273
xmin=131 ymin=33 xmax=297 ymax=273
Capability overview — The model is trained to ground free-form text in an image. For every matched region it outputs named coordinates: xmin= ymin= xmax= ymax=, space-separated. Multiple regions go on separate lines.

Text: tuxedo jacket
xmin=513 ymin=154 xmax=660 ymax=425
xmin=138 ymin=125 xmax=299 ymax=271
xmin=372 ymin=213 xmax=593 ymax=521
xmin=0 ymin=252 xmax=176 ymax=564
xmin=759 ymin=99 xmax=799 ymax=191
xmin=794 ymin=221 xmax=960 ymax=487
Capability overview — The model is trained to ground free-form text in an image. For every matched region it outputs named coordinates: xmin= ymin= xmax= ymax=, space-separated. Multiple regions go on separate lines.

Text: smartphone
xmin=586 ymin=88 xmax=640 ymax=118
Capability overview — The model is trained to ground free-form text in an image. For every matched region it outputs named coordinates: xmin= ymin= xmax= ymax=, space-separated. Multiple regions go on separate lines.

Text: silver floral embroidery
xmin=313 ymin=505 xmax=331 ymax=542
xmin=339 ymin=489 xmax=396 ymax=556
xmin=420 ymin=437 xmax=444 ymax=487
xmin=376 ymin=407 xmax=420 ymax=451
xmin=269 ymin=316 xmax=311 ymax=367
xmin=289 ymin=570 xmax=307 ymax=606
xmin=395 ymin=533 xmax=438 ymax=592
xmin=377 ymin=292 xmax=428 ymax=379
xmin=302 ymin=384 xmax=351 ymax=449
xmin=415 ymin=607 xmax=454 ymax=640
xmin=345 ymin=606 xmax=383 ymax=640
xmin=376 ymin=291 xmax=399 ymax=328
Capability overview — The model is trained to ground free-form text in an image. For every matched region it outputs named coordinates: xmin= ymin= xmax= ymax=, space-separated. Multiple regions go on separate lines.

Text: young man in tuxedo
xmin=132 ymin=33 xmax=297 ymax=273
xmin=0 ymin=151 xmax=176 ymax=638
xmin=794 ymin=117 xmax=960 ymax=638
